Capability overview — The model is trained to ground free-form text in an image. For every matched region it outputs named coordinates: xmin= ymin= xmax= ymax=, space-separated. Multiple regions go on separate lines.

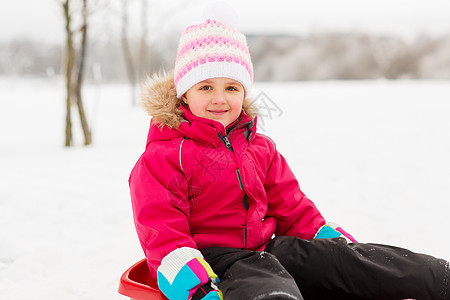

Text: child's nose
xmin=211 ymin=91 xmax=226 ymax=104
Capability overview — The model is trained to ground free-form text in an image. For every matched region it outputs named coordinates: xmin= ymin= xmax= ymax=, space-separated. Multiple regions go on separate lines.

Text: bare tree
xmin=76 ymin=0 xmax=92 ymax=144
xmin=62 ymin=0 xmax=74 ymax=146
xmin=120 ymin=0 xmax=137 ymax=105
xmin=138 ymin=0 xmax=149 ymax=83
xmin=60 ymin=0 xmax=92 ymax=146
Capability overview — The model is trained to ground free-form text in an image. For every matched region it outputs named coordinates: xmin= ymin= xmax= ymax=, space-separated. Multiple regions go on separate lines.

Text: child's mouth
xmin=208 ymin=110 xmax=228 ymax=115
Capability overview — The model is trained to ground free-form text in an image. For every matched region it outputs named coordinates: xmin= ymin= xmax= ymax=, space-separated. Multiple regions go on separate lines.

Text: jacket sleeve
xmin=264 ymin=147 xmax=326 ymax=240
xmin=129 ymin=142 xmax=196 ymax=279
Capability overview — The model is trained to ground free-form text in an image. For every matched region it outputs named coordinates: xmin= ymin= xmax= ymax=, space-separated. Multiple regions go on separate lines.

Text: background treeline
xmin=2 ymin=32 xmax=450 ymax=82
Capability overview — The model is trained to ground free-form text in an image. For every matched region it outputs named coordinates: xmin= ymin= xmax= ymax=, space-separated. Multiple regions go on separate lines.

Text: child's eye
xmin=200 ymin=85 xmax=212 ymax=91
xmin=226 ymin=86 xmax=238 ymax=91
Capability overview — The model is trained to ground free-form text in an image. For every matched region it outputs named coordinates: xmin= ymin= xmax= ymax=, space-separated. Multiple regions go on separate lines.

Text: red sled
xmin=118 ymin=258 xmax=168 ymax=300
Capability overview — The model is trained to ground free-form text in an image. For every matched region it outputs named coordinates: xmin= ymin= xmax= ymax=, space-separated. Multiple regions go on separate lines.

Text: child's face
xmin=183 ymin=77 xmax=245 ymax=127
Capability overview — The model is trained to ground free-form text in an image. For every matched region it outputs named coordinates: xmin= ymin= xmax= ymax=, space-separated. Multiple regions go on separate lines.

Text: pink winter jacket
xmin=129 ymin=74 xmax=326 ymax=279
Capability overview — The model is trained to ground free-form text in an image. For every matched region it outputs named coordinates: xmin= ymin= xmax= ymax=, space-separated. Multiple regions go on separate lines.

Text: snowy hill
xmin=1 ymin=78 xmax=449 ymax=300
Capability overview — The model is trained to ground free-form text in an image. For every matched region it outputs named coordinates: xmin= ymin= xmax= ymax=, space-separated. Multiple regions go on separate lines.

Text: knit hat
xmin=174 ymin=18 xmax=253 ymax=98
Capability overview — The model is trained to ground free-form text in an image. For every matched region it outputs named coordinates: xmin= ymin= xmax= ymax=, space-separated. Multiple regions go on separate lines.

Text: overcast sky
xmin=1 ymin=0 xmax=450 ymax=44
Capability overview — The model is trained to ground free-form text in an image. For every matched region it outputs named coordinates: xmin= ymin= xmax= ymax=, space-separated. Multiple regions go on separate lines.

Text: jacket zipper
xmin=217 ymin=120 xmax=252 ymax=150
xmin=242 ymin=194 xmax=249 ymax=248
xmin=221 ymin=135 xmax=233 ymax=152
xmin=217 ymin=122 xmax=252 ymax=247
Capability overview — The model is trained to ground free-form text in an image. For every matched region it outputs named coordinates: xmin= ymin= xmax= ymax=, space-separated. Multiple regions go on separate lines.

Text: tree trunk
xmin=138 ymin=0 xmax=149 ymax=83
xmin=121 ymin=0 xmax=137 ymax=105
xmin=63 ymin=0 xmax=73 ymax=147
xmin=75 ymin=0 xmax=92 ymax=145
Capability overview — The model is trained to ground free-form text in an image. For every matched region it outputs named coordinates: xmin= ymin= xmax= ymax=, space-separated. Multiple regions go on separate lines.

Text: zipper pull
xmin=223 ymin=136 xmax=232 ymax=149
xmin=217 ymin=132 xmax=234 ymax=152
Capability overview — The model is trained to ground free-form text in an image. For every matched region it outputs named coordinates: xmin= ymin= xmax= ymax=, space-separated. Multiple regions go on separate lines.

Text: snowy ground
xmin=1 ymin=77 xmax=449 ymax=299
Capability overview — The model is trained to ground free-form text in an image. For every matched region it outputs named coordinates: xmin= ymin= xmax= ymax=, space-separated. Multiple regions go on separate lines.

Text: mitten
xmin=157 ymin=247 xmax=222 ymax=300
xmin=314 ymin=222 xmax=357 ymax=243
xmin=191 ymin=282 xmax=223 ymax=300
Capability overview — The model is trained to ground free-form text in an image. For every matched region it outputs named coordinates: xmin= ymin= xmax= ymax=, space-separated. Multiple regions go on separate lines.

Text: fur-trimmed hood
xmin=141 ymin=72 xmax=258 ymax=129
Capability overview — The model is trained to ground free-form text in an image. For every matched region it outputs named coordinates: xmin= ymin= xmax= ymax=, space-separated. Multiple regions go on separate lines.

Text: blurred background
xmin=2 ymin=0 xmax=450 ymax=83
xmin=1 ymin=1 xmax=450 ymax=299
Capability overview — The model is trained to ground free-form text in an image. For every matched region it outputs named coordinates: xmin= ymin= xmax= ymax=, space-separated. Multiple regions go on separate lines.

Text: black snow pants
xmin=199 ymin=236 xmax=450 ymax=300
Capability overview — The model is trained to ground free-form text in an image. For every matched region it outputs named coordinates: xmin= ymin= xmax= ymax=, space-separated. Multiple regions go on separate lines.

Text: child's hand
xmin=191 ymin=282 xmax=223 ymax=300
xmin=157 ymin=247 xmax=221 ymax=300
xmin=199 ymin=290 xmax=223 ymax=300
xmin=314 ymin=222 xmax=357 ymax=243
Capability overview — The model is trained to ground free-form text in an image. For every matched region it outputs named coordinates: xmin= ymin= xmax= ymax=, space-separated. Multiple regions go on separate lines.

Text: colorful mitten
xmin=157 ymin=247 xmax=222 ymax=300
xmin=314 ymin=222 xmax=357 ymax=243
xmin=191 ymin=282 xmax=223 ymax=300
xmin=201 ymin=290 xmax=223 ymax=300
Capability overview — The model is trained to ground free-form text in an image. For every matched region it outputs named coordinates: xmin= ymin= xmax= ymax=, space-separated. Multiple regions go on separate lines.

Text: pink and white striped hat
xmin=174 ymin=18 xmax=253 ymax=98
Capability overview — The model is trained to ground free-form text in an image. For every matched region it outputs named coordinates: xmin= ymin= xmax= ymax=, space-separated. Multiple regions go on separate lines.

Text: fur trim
xmin=141 ymin=72 xmax=183 ymax=129
xmin=141 ymin=71 xmax=257 ymax=129
xmin=242 ymin=98 xmax=258 ymax=120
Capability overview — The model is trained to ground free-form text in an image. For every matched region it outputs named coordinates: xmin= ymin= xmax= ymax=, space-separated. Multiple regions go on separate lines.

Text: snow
xmin=1 ymin=77 xmax=449 ymax=299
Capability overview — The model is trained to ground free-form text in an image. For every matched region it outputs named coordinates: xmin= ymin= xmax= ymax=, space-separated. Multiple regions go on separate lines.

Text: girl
xmin=129 ymin=17 xmax=450 ymax=300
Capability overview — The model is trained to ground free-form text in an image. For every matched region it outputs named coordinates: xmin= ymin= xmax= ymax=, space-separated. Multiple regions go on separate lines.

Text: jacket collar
xmin=147 ymin=104 xmax=257 ymax=147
